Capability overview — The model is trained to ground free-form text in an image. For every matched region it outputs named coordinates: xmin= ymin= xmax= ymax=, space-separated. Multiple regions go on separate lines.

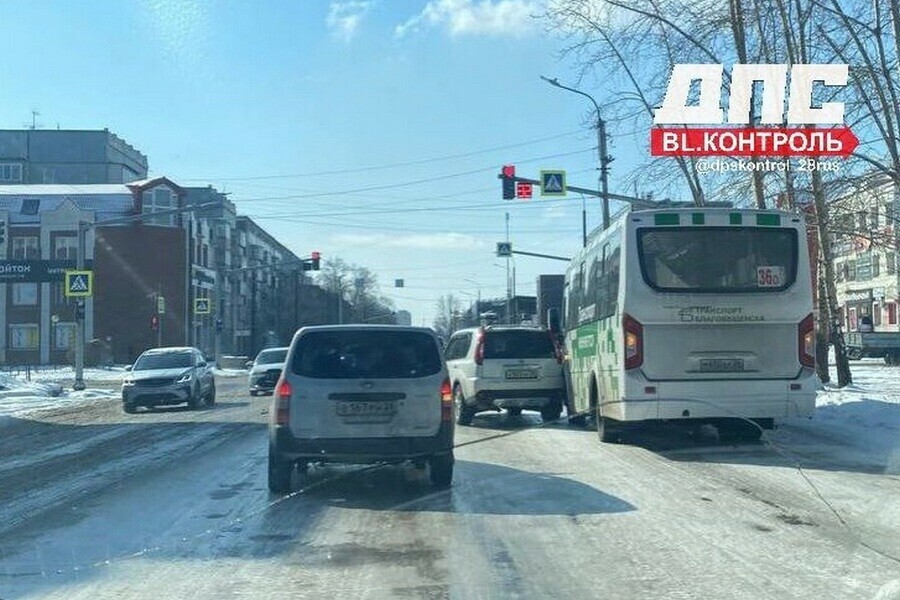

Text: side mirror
xmin=246 ymin=360 xmax=254 ymax=369
xmin=124 ymin=364 xmax=133 ymax=371
xmin=198 ymin=361 xmax=207 ymax=368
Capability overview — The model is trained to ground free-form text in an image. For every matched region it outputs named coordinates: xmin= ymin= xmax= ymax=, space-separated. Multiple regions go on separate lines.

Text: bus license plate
xmin=506 ymin=369 xmax=538 ymax=380
xmin=698 ymin=358 xmax=744 ymax=372
xmin=336 ymin=401 xmax=396 ymax=417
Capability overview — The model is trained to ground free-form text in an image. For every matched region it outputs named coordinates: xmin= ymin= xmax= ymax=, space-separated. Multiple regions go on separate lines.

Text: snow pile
xmin=213 ymin=368 xmax=248 ymax=378
xmin=13 ymin=366 xmax=129 ymax=383
xmin=0 ymin=373 xmax=118 ymax=418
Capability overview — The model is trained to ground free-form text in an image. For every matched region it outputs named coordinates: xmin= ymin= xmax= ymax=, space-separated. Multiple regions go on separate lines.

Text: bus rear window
xmin=637 ymin=227 xmax=798 ymax=293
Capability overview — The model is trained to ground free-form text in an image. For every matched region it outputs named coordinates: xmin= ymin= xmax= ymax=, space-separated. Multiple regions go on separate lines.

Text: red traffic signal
xmin=516 ymin=181 xmax=533 ymax=199
xmin=310 ymin=251 xmax=321 ymax=271
xmin=150 ymin=314 xmax=159 ymax=331
xmin=501 ymin=164 xmax=516 ymax=200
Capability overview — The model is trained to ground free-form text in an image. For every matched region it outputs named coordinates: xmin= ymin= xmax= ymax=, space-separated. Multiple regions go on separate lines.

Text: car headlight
xmin=177 ymin=372 xmax=192 ymax=383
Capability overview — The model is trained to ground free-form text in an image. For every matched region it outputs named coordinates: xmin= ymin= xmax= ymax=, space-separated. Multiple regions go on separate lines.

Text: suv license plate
xmin=506 ymin=369 xmax=538 ymax=380
xmin=698 ymin=358 xmax=745 ymax=372
xmin=336 ymin=401 xmax=396 ymax=417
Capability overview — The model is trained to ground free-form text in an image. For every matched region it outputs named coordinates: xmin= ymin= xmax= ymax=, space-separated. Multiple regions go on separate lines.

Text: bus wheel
xmin=596 ymin=407 xmax=621 ymax=444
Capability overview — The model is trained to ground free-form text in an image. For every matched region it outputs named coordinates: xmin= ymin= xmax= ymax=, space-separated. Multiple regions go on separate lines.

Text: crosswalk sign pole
xmin=74 ymin=222 xmax=87 ymax=391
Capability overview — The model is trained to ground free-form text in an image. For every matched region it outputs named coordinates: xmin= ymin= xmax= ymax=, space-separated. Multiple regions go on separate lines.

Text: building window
xmin=0 ymin=163 xmax=23 ymax=182
xmin=53 ymin=235 xmax=77 ymax=259
xmin=849 ymin=307 xmax=857 ymax=331
xmin=887 ymin=303 xmax=898 ymax=326
xmin=873 ymin=253 xmax=881 ymax=278
xmin=885 ymin=202 xmax=895 ymax=226
xmin=870 ymin=210 xmax=879 ymax=229
xmin=9 ymin=324 xmax=39 ymax=349
xmin=11 ymin=236 xmax=39 ymax=259
xmin=888 ymin=253 xmax=897 ymax=275
xmin=836 ymin=261 xmax=844 ymax=282
xmin=846 ymin=259 xmax=856 ymax=281
xmin=11 ymin=283 xmax=38 ymax=306
xmin=53 ymin=322 xmax=76 ymax=350
xmin=143 ymin=187 xmax=176 ymax=226
xmin=873 ymin=302 xmax=882 ymax=326
xmin=858 ymin=211 xmax=867 ymax=231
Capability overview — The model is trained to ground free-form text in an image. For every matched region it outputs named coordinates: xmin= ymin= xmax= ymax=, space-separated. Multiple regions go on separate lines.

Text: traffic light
xmin=0 ymin=219 xmax=6 ymax=246
xmin=310 ymin=251 xmax=321 ymax=271
xmin=150 ymin=313 xmax=159 ymax=331
xmin=501 ymin=165 xmax=516 ymax=200
xmin=75 ymin=300 xmax=86 ymax=321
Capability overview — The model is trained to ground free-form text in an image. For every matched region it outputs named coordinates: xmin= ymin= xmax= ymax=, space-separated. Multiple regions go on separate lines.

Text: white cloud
xmin=395 ymin=0 xmax=541 ymax=38
xmin=331 ymin=232 xmax=485 ymax=249
xmin=327 ymin=1 xmax=373 ymax=42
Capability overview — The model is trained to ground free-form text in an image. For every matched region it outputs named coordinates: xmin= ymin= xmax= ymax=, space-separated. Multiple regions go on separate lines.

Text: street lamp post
xmin=540 ymin=75 xmax=611 ymax=235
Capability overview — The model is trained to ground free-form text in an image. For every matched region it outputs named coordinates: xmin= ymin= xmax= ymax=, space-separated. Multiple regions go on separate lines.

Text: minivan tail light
xmin=799 ymin=313 xmax=815 ymax=368
xmin=474 ymin=328 xmax=485 ymax=366
xmin=440 ymin=378 xmax=453 ymax=422
xmin=623 ymin=313 xmax=644 ymax=370
xmin=274 ymin=377 xmax=292 ymax=425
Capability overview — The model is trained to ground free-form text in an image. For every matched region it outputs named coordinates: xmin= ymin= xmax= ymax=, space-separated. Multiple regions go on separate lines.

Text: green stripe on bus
xmin=654 ymin=213 xmax=679 ymax=225
xmin=692 ymin=213 xmax=704 ymax=225
xmin=729 ymin=213 xmax=742 ymax=225
xmin=756 ymin=213 xmax=781 ymax=226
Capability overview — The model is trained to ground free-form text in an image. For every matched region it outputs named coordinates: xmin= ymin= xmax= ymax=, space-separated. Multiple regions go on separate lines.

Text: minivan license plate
xmin=336 ymin=401 xmax=396 ymax=417
xmin=698 ymin=358 xmax=744 ymax=372
xmin=506 ymin=369 xmax=537 ymax=380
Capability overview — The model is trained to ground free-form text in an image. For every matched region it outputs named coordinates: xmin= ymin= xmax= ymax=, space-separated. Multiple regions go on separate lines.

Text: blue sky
xmin=0 ymin=0 xmax=650 ymax=325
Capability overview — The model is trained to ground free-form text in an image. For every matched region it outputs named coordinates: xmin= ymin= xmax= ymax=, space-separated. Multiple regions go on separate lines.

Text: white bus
xmin=562 ymin=207 xmax=816 ymax=443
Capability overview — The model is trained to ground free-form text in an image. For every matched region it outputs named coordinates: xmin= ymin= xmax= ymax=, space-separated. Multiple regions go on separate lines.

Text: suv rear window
xmin=483 ymin=330 xmax=555 ymax=360
xmin=290 ymin=330 xmax=441 ymax=379
xmin=256 ymin=349 xmax=287 ymax=364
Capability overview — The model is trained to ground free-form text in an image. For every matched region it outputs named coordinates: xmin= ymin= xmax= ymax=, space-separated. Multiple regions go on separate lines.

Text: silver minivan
xmin=268 ymin=325 xmax=454 ymax=493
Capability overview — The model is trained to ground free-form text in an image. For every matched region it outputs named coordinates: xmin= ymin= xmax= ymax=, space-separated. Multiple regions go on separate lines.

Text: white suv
xmin=444 ymin=326 xmax=566 ymax=425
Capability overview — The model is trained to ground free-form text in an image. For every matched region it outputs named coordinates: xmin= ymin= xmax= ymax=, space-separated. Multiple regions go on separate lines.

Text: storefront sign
xmin=0 ymin=260 xmax=93 ymax=283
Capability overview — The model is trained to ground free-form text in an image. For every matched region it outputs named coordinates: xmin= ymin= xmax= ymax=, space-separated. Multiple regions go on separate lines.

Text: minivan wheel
xmin=428 ymin=453 xmax=453 ymax=489
xmin=268 ymin=452 xmax=293 ymax=494
xmin=540 ymin=402 xmax=562 ymax=423
xmin=454 ymin=386 xmax=474 ymax=426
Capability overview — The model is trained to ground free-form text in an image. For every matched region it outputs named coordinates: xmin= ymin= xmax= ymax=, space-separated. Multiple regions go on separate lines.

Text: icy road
xmin=0 ymin=371 xmax=898 ymax=600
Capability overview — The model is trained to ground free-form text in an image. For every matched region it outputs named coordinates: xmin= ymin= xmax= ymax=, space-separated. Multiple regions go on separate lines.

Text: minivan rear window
xmin=483 ymin=330 xmax=555 ymax=360
xmin=291 ymin=330 xmax=441 ymax=379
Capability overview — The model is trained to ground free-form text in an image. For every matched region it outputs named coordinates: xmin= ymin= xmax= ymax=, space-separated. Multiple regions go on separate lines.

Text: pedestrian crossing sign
xmin=194 ymin=298 xmax=211 ymax=315
xmin=540 ymin=170 xmax=567 ymax=197
xmin=64 ymin=270 xmax=93 ymax=298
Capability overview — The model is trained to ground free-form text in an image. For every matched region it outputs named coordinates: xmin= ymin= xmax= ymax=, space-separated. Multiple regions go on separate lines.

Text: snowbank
xmin=0 ymin=377 xmax=118 ymax=419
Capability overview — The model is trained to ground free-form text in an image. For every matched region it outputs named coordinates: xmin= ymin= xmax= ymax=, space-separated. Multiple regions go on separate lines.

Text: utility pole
xmin=598 ymin=117 xmax=611 ymax=230
xmin=73 ymin=221 xmax=87 ymax=391
xmin=505 ymin=212 xmax=511 ymax=324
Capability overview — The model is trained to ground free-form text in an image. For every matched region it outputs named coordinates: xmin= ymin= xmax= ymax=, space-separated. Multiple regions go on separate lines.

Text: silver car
xmin=247 ymin=347 xmax=289 ymax=396
xmin=122 ymin=347 xmax=216 ymax=413
xmin=268 ymin=325 xmax=454 ymax=493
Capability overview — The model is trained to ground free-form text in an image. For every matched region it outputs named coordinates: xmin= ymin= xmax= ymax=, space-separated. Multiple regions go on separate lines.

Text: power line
xmin=180 ymin=130 xmax=586 ymax=182
xmin=232 ymin=148 xmax=594 ymax=204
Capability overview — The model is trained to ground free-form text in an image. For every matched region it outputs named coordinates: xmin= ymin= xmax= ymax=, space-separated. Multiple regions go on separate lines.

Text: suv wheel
xmin=428 ymin=453 xmax=453 ymax=489
xmin=540 ymin=402 xmax=562 ymax=423
xmin=123 ymin=403 xmax=137 ymax=414
xmin=205 ymin=382 xmax=216 ymax=406
xmin=454 ymin=386 xmax=475 ymax=426
xmin=268 ymin=452 xmax=294 ymax=494
xmin=187 ymin=386 xmax=201 ymax=410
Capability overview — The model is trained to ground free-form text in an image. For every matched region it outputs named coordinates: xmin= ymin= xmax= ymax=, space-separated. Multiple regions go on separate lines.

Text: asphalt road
xmin=0 ymin=375 xmax=898 ymax=600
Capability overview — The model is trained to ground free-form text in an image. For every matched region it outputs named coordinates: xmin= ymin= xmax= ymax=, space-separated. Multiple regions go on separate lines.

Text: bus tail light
xmin=274 ymin=377 xmax=292 ymax=425
xmin=440 ymin=378 xmax=453 ymax=422
xmin=624 ymin=313 xmax=644 ymax=370
xmin=799 ymin=313 xmax=815 ymax=368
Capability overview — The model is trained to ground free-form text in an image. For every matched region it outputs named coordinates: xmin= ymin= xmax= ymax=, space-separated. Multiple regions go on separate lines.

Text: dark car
xmin=122 ymin=347 xmax=216 ymax=413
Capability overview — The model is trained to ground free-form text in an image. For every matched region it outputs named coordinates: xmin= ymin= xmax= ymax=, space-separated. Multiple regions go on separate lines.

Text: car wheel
xmin=250 ymin=390 xmax=258 ymax=397
xmin=454 ymin=386 xmax=474 ymax=426
xmin=268 ymin=452 xmax=294 ymax=494
xmin=187 ymin=385 xmax=201 ymax=410
xmin=428 ymin=453 xmax=453 ymax=489
xmin=540 ymin=402 xmax=562 ymax=423
xmin=206 ymin=382 xmax=216 ymax=406
xmin=123 ymin=403 xmax=137 ymax=414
